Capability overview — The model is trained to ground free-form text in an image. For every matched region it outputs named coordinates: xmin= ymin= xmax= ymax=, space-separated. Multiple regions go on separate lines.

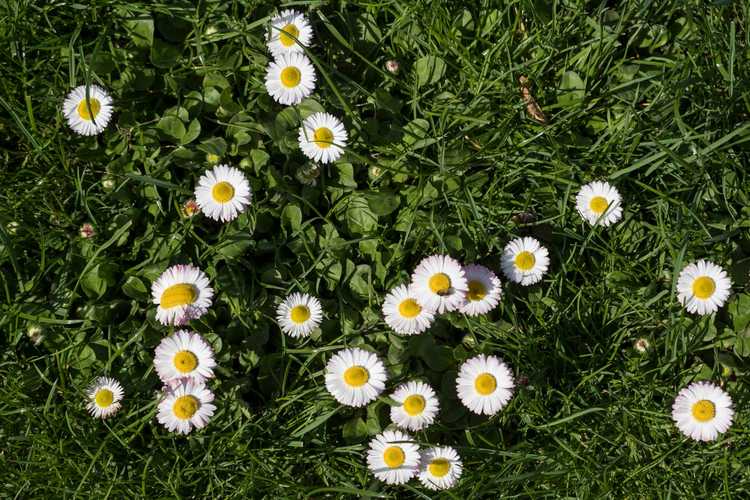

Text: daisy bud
xmin=101 ymin=176 xmax=115 ymax=191
xmin=385 ymin=59 xmax=400 ymax=74
xmin=79 ymin=223 xmax=95 ymax=239
xmin=26 ymin=324 xmax=44 ymax=345
xmin=206 ymin=153 xmax=221 ymax=165
xmin=181 ymin=199 xmax=200 ymax=218
xmin=6 ymin=221 xmax=18 ymax=235
xmin=634 ymin=338 xmax=650 ymax=352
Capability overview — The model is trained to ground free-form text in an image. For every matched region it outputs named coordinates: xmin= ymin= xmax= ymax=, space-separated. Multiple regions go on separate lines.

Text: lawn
xmin=1 ymin=0 xmax=750 ymax=497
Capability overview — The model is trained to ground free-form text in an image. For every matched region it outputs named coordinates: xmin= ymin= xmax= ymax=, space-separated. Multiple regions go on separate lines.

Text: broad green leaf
xmin=558 ymin=70 xmax=586 ymax=106
xmin=156 ymin=115 xmax=185 ymax=142
xmin=124 ymin=18 xmax=154 ymax=47
xmin=415 ymin=55 xmax=446 ymax=87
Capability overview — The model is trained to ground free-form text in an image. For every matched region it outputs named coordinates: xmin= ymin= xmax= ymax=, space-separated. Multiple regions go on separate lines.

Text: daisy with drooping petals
xmin=676 ymin=260 xmax=732 ymax=315
xmin=576 ymin=181 xmax=623 ymax=226
xmin=459 ymin=264 xmax=502 ymax=316
xmin=672 ymin=381 xmax=733 ymax=442
xmin=456 ymin=354 xmax=514 ymax=416
xmin=410 ymin=255 xmax=468 ymax=314
xmin=267 ymin=9 xmax=313 ymax=57
xmin=390 ymin=380 xmax=439 ymax=431
xmin=501 ymin=237 xmax=549 ymax=286
xmin=298 ymin=112 xmax=348 ymax=164
xmin=276 ymin=292 xmax=323 ymax=338
xmin=325 ymin=347 xmax=387 ymax=407
xmin=63 ymin=85 xmax=113 ymax=136
xmin=418 ymin=446 xmax=463 ymax=490
xmin=157 ymin=379 xmax=216 ymax=435
xmin=265 ymin=53 xmax=316 ymax=106
xmin=151 ymin=264 xmax=214 ymax=326
xmin=86 ymin=377 xmax=124 ymax=419
xmin=154 ymin=330 xmax=216 ymax=384
xmin=367 ymin=430 xmax=420 ymax=485
xmin=382 ymin=285 xmax=435 ymax=335
xmin=194 ymin=164 xmax=252 ymax=223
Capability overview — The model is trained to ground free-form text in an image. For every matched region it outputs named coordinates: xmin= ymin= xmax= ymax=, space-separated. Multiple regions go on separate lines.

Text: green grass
xmin=2 ymin=0 xmax=750 ymax=497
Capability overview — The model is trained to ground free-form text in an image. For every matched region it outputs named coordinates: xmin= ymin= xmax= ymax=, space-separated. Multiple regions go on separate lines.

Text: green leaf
xmin=124 ymin=18 xmax=154 ymax=48
xmin=364 ymin=191 xmax=400 ymax=216
xmin=415 ymin=55 xmax=446 ymax=87
xmin=181 ymin=119 xmax=201 ymax=145
xmin=281 ymin=204 xmax=303 ymax=232
xmin=342 ymin=417 xmax=368 ymax=442
xmin=157 ymin=115 xmax=185 ymax=142
xmin=122 ymin=276 xmax=148 ymax=300
xmin=150 ymin=39 xmax=181 ymax=68
xmin=558 ymin=70 xmax=586 ymax=106
xmin=81 ymin=265 xmax=107 ymax=299
xmin=345 ymin=195 xmax=377 ymax=234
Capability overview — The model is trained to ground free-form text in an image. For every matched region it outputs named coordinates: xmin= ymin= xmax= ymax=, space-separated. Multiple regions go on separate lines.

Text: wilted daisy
xmin=390 ymin=380 xmax=439 ymax=431
xmin=276 ymin=292 xmax=323 ymax=338
xmin=459 ymin=264 xmax=502 ymax=316
xmin=265 ymin=53 xmax=316 ymax=106
xmin=298 ymin=112 xmax=348 ymax=164
xmin=325 ymin=347 xmax=387 ymax=407
xmin=151 ymin=264 xmax=214 ymax=326
xmin=411 ymin=255 xmax=468 ymax=314
xmin=366 ymin=430 xmax=420 ymax=485
xmin=676 ymin=260 xmax=732 ymax=315
xmin=62 ymin=84 xmax=113 ymax=135
xmin=86 ymin=377 xmax=124 ymax=419
xmin=157 ymin=379 xmax=216 ymax=435
xmin=672 ymin=381 xmax=734 ymax=442
xmin=194 ymin=164 xmax=252 ymax=223
xmin=382 ymin=284 xmax=435 ymax=335
xmin=501 ymin=237 xmax=549 ymax=286
xmin=266 ymin=9 xmax=313 ymax=57
xmin=576 ymin=181 xmax=623 ymax=226
xmin=154 ymin=330 xmax=216 ymax=384
xmin=456 ymin=354 xmax=514 ymax=416
xmin=418 ymin=446 xmax=463 ymax=490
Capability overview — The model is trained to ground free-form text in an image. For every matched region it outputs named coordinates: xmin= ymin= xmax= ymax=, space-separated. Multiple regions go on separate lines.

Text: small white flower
xmin=410 ymin=255 xmax=468 ymax=314
xmin=672 ymin=381 xmax=733 ymax=442
xmin=366 ymin=430 xmax=420 ymax=485
xmin=151 ymin=264 xmax=214 ymax=326
xmin=276 ymin=292 xmax=323 ymax=338
xmin=382 ymin=284 xmax=435 ymax=335
xmin=266 ymin=9 xmax=313 ymax=58
xmin=676 ymin=260 xmax=732 ymax=315
xmin=575 ymin=181 xmax=623 ymax=226
xmin=500 ymin=237 xmax=549 ymax=286
xmin=390 ymin=380 xmax=439 ymax=431
xmin=456 ymin=354 xmax=514 ymax=416
xmin=298 ymin=112 xmax=348 ymax=164
xmin=157 ymin=379 xmax=216 ymax=435
xmin=63 ymin=85 xmax=113 ymax=136
xmin=265 ymin=52 xmax=316 ymax=106
xmin=324 ymin=348 xmax=387 ymax=407
xmin=459 ymin=264 xmax=502 ymax=316
xmin=194 ymin=164 xmax=252 ymax=223
xmin=418 ymin=446 xmax=463 ymax=490
xmin=86 ymin=377 xmax=124 ymax=419
xmin=154 ymin=330 xmax=216 ymax=384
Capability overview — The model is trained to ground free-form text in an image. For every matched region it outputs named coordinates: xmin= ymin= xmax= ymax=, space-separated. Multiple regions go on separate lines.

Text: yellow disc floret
xmin=514 ymin=251 xmax=535 ymax=271
xmin=279 ymin=23 xmax=299 ymax=47
xmin=174 ymin=351 xmax=198 ymax=373
xmin=173 ymin=395 xmax=200 ymax=420
xmin=211 ymin=181 xmax=235 ymax=203
xmin=403 ymin=394 xmax=426 ymax=416
xmin=691 ymin=399 xmax=716 ymax=422
xmin=398 ymin=299 xmax=421 ymax=318
xmin=343 ymin=366 xmax=369 ymax=387
xmin=95 ymin=388 xmax=114 ymax=407
xmin=383 ymin=446 xmax=405 ymax=468
xmin=161 ymin=284 xmax=198 ymax=309
xmin=77 ymin=98 xmax=101 ymax=120
xmin=474 ymin=373 xmax=497 ymax=395
xmin=692 ymin=276 xmax=716 ymax=300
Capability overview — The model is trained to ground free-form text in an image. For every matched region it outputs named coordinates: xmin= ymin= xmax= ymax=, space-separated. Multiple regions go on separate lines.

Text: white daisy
xmin=676 ymin=260 xmax=732 ymax=315
xmin=672 ymin=381 xmax=734 ymax=442
xmin=265 ymin=52 xmax=316 ymax=106
xmin=410 ymin=255 xmax=468 ymax=314
xmin=390 ymin=380 xmax=439 ymax=431
xmin=266 ymin=9 xmax=313 ymax=58
xmin=154 ymin=330 xmax=216 ymax=384
xmin=276 ymin=292 xmax=323 ymax=338
xmin=366 ymin=430 xmax=420 ymax=485
xmin=151 ymin=264 xmax=214 ymax=326
xmin=298 ymin=112 xmax=348 ymax=164
xmin=382 ymin=285 xmax=435 ymax=335
xmin=62 ymin=85 xmax=113 ymax=136
xmin=459 ymin=264 xmax=502 ymax=316
xmin=575 ymin=181 xmax=623 ymax=226
xmin=456 ymin=354 xmax=514 ymax=416
xmin=324 ymin=347 xmax=387 ymax=407
xmin=418 ymin=446 xmax=463 ymax=490
xmin=500 ymin=237 xmax=549 ymax=286
xmin=194 ymin=164 xmax=252 ymax=223
xmin=86 ymin=377 xmax=124 ymax=419
xmin=157 ymin=379 xmax=216 ymax=435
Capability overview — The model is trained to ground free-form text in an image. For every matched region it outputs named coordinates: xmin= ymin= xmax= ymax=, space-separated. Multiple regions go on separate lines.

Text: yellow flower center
xmin=174 ymin=351 xmax=198 ymax=373
xmin=403 ymin=394 xmax=426 ymax=416
xmin=211 ymin=181 xmax=235 ymax=203
xmin=467 ymin=280 xmax=487 ymax=301
xmin=428 ymin=273 xmax=451 ymax=295
xmin=475 ymin=373 xmax=497 ymax=395
xmin=290 ymin=305 xmax=311 ymax=324
xmin=691 ymin=399 xmax=716 ymax=422
xmin=173 ymin=395 xmax=200 ymax=420
xmin=514 ymin=251 xmax=535 ymax=271
xmin=692 ymin=276 xmax=716 ymax=300
xmin=589 ymin=196 xmax=609 ymax=214
xmin=77 ymin=98 xmax=101 ymax=120
xmin=398 ymin=299 xmax=421 ymax=318
xmin=279 ymin=23 xmax=299 ymax=47
xmin=94 ymin=388 xmax=114 ymax=407
xmin=280 ymin=66 xmax=301 ymax=88
xmin=343 ymin=366 xmax=369 ymax=387
xmin=428 ymin=458 xmax=451 ymax=478
xmin=383 ymin=446 xmax=405 ymax=468
xmin=160 ymin=283 xmax=198 ymax=309
xmin=313 ymin=127 xmax=334 ymax=148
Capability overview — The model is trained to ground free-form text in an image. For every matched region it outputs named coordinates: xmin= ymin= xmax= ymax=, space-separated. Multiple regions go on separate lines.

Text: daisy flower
xmin=298 ymin=112 xmax=348 ymax=164
xmin=456 ymin=354 xmax=514 ymax=416
xmin=154 ymin=330 xmax=216 ymax=384
xmin=576 ymin=181 xmax=623 ymax=226
xmin=459 ymin=264 xmax=502 ymax=316
xmin=276 ymin=292 xmax=323 ymax=338
xmin=676 ymin=260 xmax=732 ymax=315
xmin=390 ymin=380 xmax=439 ymax=431
xmin=266 ymin=9 xmax=313 ymax=58
xmin=500 ymin=237 xmax=549 ymax=286
xmin=194 ymin=164 xmax=252 ymax=223
xmin=382 ymin=285 xmax=435 ymax=335
xmin=418 ymin=446 xmax=463 ymax=490
xmin=62 ymin=84 xmax=113 ymax=136
xmin=151 ymin=264 xmax=214 ymax=326
xmin=325 ymin=347 xmax=387 ymax=407
xmin=410 ymin=255 xmax=468 ymax=314
xmin=86 ymin=377 xmax=124 ymax=419
xmin=157 ymin=379 xmax=216 ymax=435
xmin=366 ymin=430 xmax=420 ymax=485
xmin=265 ymin=52 xmax=316 ymax=106
xmin=672 ymin=381 xmax=734 ymax=442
